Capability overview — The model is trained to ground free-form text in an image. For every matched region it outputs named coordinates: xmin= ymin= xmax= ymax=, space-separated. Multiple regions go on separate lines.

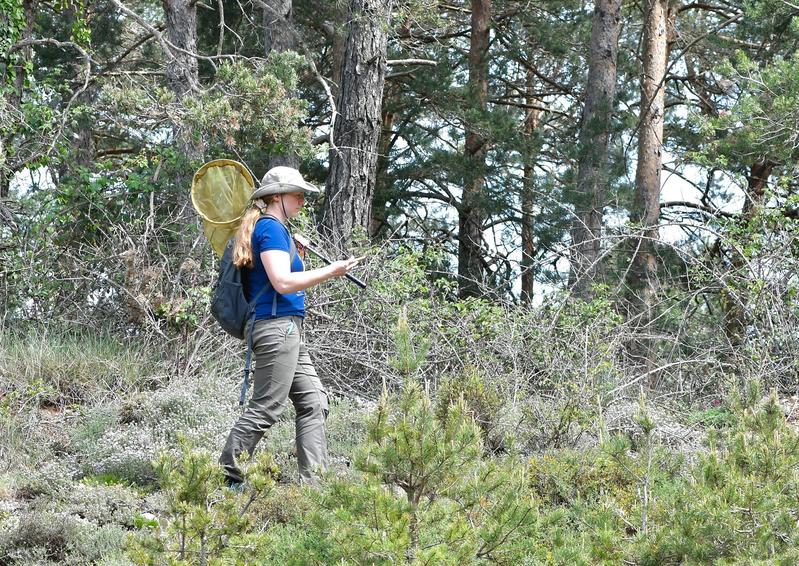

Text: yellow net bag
xmin=191 ymin=159 xmax=254 ymax=256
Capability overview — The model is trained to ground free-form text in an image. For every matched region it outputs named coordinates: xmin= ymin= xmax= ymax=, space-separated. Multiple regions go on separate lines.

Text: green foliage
xmin=0 ymin=0 xmax=25 ymax=83
xmin=637 ymin=392 xmax=799 ymax=564
xmin=359 ymin=382 xmax=483 ymax=502
xmin=302 ymin=383 xmax=539 ymax=564
xmin=187 ymin=56 xmax=313 ymax=162
xmin=688 ymin=404 xmax=736 ymax=429
xmin=126 ymin=442 xmax=280 ymax=565
xmin=436 ymin=365 xmax=504 ymax=451
xmin=388 ymin=306 xmax=430 ymax=378
xmin=7 ymin=324 xmax=799 ymax=564
xmin=698 ymin=51 xmax=799 ymax=168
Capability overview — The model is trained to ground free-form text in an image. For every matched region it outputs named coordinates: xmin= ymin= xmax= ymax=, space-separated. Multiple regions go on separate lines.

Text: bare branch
xmin=386 ymin=58 xmax=437 ymax=66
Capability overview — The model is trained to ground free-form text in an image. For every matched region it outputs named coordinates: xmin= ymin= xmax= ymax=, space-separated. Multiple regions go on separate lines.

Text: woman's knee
xmin=294 ymin=389 xmax=329 ymax=420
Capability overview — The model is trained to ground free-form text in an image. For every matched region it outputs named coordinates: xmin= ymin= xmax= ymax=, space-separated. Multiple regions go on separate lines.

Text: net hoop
xmin=190 ymin=159 xmax=255 ymax=227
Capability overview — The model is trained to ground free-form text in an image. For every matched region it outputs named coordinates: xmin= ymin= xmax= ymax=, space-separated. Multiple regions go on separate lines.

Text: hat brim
xmin=252 ymin=181 xmax=320 ymax=199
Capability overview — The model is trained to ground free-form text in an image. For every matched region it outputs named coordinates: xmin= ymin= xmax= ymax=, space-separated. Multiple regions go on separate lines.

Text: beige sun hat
xmin=252 ymin=166 xmax=321 ymax=199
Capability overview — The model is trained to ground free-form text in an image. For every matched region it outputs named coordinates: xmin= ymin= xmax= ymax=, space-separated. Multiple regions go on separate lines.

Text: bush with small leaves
xmin=73 ymin=373 xmax=240 ymax=486
xmin=80 ymin=425 xmax=157 ymax=485
xmin=0 ymin=511 xmax=81 ymax=564
xmin=277 ymin=383 xmax=540 ymax=564
xmin=126 ymin=440 xmax=280 ymax=565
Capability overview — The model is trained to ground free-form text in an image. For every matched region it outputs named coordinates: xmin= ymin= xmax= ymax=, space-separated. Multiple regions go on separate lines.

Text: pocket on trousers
xmin=253 ymin=319 xmax=292 ymax=355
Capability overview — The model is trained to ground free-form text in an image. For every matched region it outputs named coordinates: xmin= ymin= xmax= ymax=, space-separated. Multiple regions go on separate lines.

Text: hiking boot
xmin=225 ymin=477 xmax=245 ymax=493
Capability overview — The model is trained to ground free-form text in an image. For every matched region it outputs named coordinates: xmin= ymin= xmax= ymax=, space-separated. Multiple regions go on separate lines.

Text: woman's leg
xmin=290 ymin=331 xmax=329 ymax=484
xmin=220 ymin=317 xmax=300 ymax=484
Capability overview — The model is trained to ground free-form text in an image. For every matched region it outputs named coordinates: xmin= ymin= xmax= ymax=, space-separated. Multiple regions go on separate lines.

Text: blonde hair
xmin=233 ymin=196 xmax=277 ymax=268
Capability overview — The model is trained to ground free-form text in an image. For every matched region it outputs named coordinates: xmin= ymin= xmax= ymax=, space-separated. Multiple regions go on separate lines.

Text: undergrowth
xmin=2 ymin=298 xmax=799 ymax=563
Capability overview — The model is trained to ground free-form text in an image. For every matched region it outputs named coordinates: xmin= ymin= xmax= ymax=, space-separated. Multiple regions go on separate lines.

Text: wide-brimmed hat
xmin=251 ymin=166 xmax=320 ymax=199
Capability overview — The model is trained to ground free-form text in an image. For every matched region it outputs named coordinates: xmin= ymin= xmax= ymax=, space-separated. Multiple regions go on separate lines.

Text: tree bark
xmin=262 ymin=0 xmax=299 ymax=169
xmin=263 ymin=0 xmax=294 ymax=55
xmin=162 ymin=0 xmax=203 ymax=161
xmin=330 ymin=3 xmax=348 ymax=102
xmin=369 ymin=103 xmax=395 ymax=238
xmin=458 ymin=0 xmax=491 ymax=298
xmin=319 ymin=0 xmax=390 ymax=250
xmin=626 ymin=0 xmax=674 ymax=367
xmin=569 ymin=0 xmax=622 ymax=300
xmin=521 ymin=70 xmax=540 ymax=305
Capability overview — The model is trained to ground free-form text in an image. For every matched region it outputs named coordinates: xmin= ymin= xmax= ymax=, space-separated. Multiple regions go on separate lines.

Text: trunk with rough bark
xmin=569 ymin=0 xmax=622 ymax=300
xmin=263 ymin=0 xmax=294 ymax=55
xmin=458 ymin=0 xmax=491 ymax=298
xmin=262 ymin=0 xmax=299 ymax=169
xmin=319 ymin=0 xmax=389 ymax=250
xmin=330 ymin=3 xmax=348 ymax=101
xmin=162 ymin=0 xmax=203 ymax=161
xmin=370 ymin=104 xmax=395 ymax=238
xmin=626 ymin=0 xmax=673 ymax=366
xmin=521 ymin=70 xmax=540 ymax=304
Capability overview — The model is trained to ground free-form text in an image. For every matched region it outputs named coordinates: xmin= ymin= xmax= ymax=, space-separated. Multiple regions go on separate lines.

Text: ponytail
xmin=233 ymin=196 xmax=276 ymax=268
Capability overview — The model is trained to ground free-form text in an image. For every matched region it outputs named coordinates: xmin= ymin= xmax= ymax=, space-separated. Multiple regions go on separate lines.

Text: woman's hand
xmin=262 ymin=249 xmax=364 ymax=294
xmin=328 ymin=256 xmax=362 ymax=278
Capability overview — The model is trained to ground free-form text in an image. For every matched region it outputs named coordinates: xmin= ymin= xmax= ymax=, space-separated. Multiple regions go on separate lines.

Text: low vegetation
xmin=3 ymin=276 xmax=799 ymax=564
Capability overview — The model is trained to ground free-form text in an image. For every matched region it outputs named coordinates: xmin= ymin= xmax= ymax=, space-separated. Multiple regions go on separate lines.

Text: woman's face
xmin=280 ymin=192 xmax=305 ymax=217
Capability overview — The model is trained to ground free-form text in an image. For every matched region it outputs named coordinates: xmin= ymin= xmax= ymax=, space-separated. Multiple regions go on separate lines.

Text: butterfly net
xmin=191 ymin=159 xmax=254 ymax=256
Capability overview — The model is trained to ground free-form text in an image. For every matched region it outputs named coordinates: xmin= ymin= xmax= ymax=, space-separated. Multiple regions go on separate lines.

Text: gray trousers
xmin=220 ymin=316 xmax=329 ymax=484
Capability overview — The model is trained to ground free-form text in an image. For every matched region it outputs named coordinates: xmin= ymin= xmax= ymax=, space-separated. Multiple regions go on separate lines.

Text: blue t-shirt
xmin=244 ymin=217 xmax=305 ymax=319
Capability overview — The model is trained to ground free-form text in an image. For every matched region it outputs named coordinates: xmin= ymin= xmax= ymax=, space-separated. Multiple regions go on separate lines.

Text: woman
xmin=219 ymin=166 xmax=360 ymax=487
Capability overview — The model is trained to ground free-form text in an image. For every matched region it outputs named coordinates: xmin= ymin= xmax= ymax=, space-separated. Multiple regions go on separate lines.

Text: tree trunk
xmin=262 ymin=0 xmax=299 ymax=169
xmin=569 ymin=0 xmax=622 ymax=300
xmin=370 ymin=103 xmax=395 ymax=238
xmin=319 ymin=0 xmax=389 ymax=251
xmin=521 ymin=70 xmax=540 ymax=305
xmin=458 ymin=0 xmax=491 ymax=298
xmin=263 ymin=0 xmax=294 ymax=55
xmin=625 ymin=0 xmax=672 ymax=366
xmin=162 ymin=0 xmax=203 ymax=162
xmin=722 ymin=160 xmax=775 ymax=342
xmin=330 ymin=3 xmax=348 ymax=102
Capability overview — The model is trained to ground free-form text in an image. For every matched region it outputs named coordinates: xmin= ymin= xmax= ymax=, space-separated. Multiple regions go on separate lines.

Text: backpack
xmin=210 ymin=215 xmax=297 ymax=404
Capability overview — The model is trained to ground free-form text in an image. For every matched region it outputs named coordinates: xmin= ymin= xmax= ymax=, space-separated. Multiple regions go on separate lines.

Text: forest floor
xmin=2 ymin=324 xmax=799 ymax=564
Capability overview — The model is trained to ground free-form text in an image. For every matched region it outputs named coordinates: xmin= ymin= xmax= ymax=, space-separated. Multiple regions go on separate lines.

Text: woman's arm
xmin=261 ymin=249 xmax=360 ymax=295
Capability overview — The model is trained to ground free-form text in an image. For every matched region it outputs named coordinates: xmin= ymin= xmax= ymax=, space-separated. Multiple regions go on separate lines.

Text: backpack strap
xmin=239 ymin=215 xmax=299 ymax=406
xmin=239 ymin=320 xmax=256 ymax=405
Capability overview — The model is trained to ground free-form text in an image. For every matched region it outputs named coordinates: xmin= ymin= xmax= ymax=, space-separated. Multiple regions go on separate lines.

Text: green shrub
xmin=279 ymin=383 xmax=540 ymax=565
xmin=126 ymin=441 xmax=280 ymax=565
xmin=635 ymin=392 xmax=799 ymax=564
xmin=436 ymin=365 xmax=505 ymax=453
